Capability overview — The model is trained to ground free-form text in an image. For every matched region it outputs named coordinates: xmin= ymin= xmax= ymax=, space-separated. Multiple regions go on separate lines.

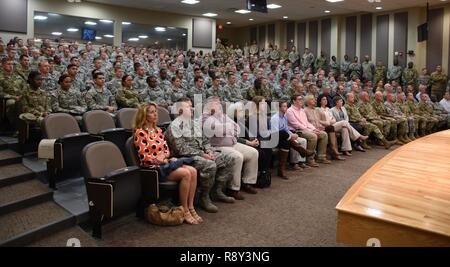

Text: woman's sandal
xmin=189 ymin=208 xmax=203 ymax=223
xmin=184 ymin=211 xmax=199 ymax=225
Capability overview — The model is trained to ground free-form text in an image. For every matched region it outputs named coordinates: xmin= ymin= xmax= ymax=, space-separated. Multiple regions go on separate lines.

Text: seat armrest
xmin=105 ymin=166 xmax=140 ymax=180
xmin=100 ymin=128 xmax=126 ymax=135
xmin=140 ymin=168 xmax=160 ymax=203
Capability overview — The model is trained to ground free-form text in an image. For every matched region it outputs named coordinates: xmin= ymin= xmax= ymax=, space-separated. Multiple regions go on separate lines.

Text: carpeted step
xmin=0 ymin=163 xmax=35 ymax=188
xmin=0 ymin=140 xmax=8 ymax=150
xmin=0 ymin=201 xmax=75 ymax=247
xmin=28 ymin=226 xmax=98 ymax=247
xmin=0 ymin=149 xmax=22 ymax=167
xmin=0 ymin=179 xmax=53 ymax=216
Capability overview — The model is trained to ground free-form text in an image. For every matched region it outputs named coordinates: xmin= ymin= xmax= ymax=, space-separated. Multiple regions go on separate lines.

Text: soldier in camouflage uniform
xmin=397 ymin=92 xmax=424 ymax=139
xmin=0 ymin=58 xmax=27 ymax=125
xmin=165 ymin=98 xmax=235 ymax=213
xmin=430 ymin=65 xmax=448 ymax=101
xmin=50 ymin=74 xmax=87 ymax=124
xmin=167 ymin=76 xmax=187 ymax=107
xmin=53 ymin=55 xmax=66 ymax=75
xmin=358 ymin=91 xmax=392 ymax=139
xmin=329 ymin=56 xmax=340 ymax=78
xmin=247 ymin=77 xmax=273 ymax=101
xmin=133 ymin=65 xmax=149 ymax=101
xmin=417 ymin=68 xmax=431 ymax=90
xmin=116 ymin=74 xmax=140 ymax=109
xmin=85 ymin=72 xmax=117 ymax=114
xmin=15 ymin=55 xmax=31 ymax=81
xmin=273 ymin=77 xmax=290 ymax=102
xmin=188 ymin=76 xmax=207 ymax=104
xmin=345 ymin=93 xmax=394 ymax=149
xmin=238 ymin=72 xmax=252 ymax=100
xmin=372 ymin=91 xmax=408 ymax=143
xmin=19 ymin=71 xmax=50 ymax=126
xmin=384 ymin=93 xmax=412 ymax=143
xmin=301 ymin=48 xmax=315 ymax=71
xmin=289 ymin=46 xmax=300 ymax=68
xmin=223 ymin=73 xmax=243 ymax=103
xmin=430 ymin=95 xmax=449 ymax=130
xmin=314 ymin=51 xmax=328 ymax=73
xmin=206 ymin=76 xmax=226 ymax=102
xmin=387 ymin=59 xmax=403 ymax=84
xmin=106 ymin=67 xmax=124 ymax=96
xmin=361 ymin=55 xmax=375 ymax=83
xmin=66 ymin=64 xmax=87 ymax=93
xmin=402 ymin=62 xmax=418 ymax=91
xmin=147 ymin=76 xmax=168 ymax=108
xmin=348 ymin=57 xmax=362 ymax=80
xmin=374 ymin=61 xmax=386 ymax=85
xmin=406 ymin=92 xmax=431 ymax=136
xmin=417 ymin=93 xmax=440 ymax=134
xmin=38 ymin=59 xmax=58 ymax=93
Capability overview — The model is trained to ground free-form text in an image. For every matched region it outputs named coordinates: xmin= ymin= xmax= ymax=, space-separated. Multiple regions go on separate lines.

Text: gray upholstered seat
xmin=116 ymin=108 xmax=137 ymax=130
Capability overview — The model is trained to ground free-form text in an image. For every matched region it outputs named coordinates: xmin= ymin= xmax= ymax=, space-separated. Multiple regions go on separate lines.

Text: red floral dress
xmin=133 ymin=127 xmax=170 ymax=168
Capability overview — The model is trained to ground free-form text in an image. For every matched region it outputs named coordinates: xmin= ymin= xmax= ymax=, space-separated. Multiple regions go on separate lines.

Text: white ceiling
xmin=87 ymin=0 xmax=447 ymax=27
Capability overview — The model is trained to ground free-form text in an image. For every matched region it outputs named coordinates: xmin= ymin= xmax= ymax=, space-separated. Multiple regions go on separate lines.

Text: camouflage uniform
xmin=430 ymin=71 xmax=448 ymax=101
xmin=148 ymin=85 xmax=167 ymax=106
xmin=358 ymin=102 xmax=391 ymax=137
xmin=246 ymin=85 xmax=273 ymax=102
xmin=270 ymin=49 xmax=280 ymax=61
xmin=206 ymin=85 xmax=226 ymax=102
xmin=362 ymin=62 xmax=375 ymax=83
xmin=349 ymin=62 xmax=362 ymax=79
xmin=407 ymin=100 xmax=433 ymax=135
xmin=384 ymin=101 xmax=410 ymax=135
xmin=345 ymin=102 xmax=385 ymax=140
xmin=273 ymin=84 xmax=290 ymax=101
xmin=372 ymin=100 xmax=407 ymax=139
xmin=106 ymin=78 xmax=122 ymax=96
xmin=188 ymin=86 xmax=207 ymax=104
xmin=374 ymin=65 xmax=386 ymax=84
xmin=301 ymin=52 xmax=315 ymax=70
xmin=341 ymin=60 xmax=351 ymax=78
xmin=397 ymin=100 xmax=424 ymax=135
xmin=0 ymin=71 xmax=27 ymax=124
xmin=387 ymin=65 xmax=402 ymax=84
xmin=402 ymin=67 xmax=418 ymax=89
xmin=19 ymin=85 xmax=50 ymax=125
xmin=289 ymin=52 xmax=299 ymax=65
xmin=223 ymin=83 xmax=243 ymax=103
xmin=238 ymin=80 xmax=252 ymax=100
xmin=432 ymin=102 xmax=450 ymax=128
xmin=40 ymin=73 xmax=59 ymax=92
xmin=85 ymin=87 xmax=117 ymax=111
xmin=166 ymin=87 xmax=186 ymax=106
xmin=417 ymin=100 xmax=440 ymax=133
xmin=50 ymin=86 xmax=87 ymax=123
xmin=115 ymin=87 xmax=140 ymax=108
xmin=329 ymin=61 xmax=340 ymax=77
xmin=417 ymin=74 xmax=431 ymax=88
xmin=14 ymin=65 xmax=31 ymax=81
xmin=315 ymin=56 xmax=327 ymax=72
xmin=165 ymin=117 xmax=235 ymax=209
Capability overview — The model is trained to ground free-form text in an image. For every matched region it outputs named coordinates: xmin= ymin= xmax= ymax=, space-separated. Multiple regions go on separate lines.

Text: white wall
xmin=1 ymin=0 xmax=216 ymax=52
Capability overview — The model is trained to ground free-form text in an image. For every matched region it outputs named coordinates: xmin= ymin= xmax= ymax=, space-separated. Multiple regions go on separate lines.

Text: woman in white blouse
xmin=317 ymin=94 xmax=368 ymax=156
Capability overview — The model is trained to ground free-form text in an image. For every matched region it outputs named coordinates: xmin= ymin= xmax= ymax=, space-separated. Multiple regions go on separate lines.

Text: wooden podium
xmin=336 ymin=130 xmax=450 ymax=247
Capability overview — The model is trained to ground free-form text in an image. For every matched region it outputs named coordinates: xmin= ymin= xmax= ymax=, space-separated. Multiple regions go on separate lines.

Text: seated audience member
xmin=317 ymin=94 xmax=368 ymax=156
xmin=50 ymin=74 xmax=87 ymax=124
xmin=287 ymin=94 xmax=329 ymax=166
xmin=330 ymin=96 xmax=366 ymax=152
xmin=19 ymin=71 xmax=50 ymax=126
xmin=115 ymin=74 xmax=140 ymax=108
xmin=133 ymin=103 xmax=201 ymax=225
xmin=303 ymin=95 xmax=343 ymax=160
xmin=85 ymin=72 xmax=117 ymax=113
xmin=439 ymin=91 xmax=450 ymax=113
xmin=270 ymin=99 xmax=315 ymax=179
xmin=202 ymin=97 xmax=258 ymax=200
xmin=227 ymin=101 xmax=273 ymax=185
xmin=165 ymin=98 xmax=236 ymax=213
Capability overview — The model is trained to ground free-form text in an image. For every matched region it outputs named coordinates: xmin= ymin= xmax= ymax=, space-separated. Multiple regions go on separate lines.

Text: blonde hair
xmin=133 ymin=102 xmax=158 ymax=130
xmin=304 ymin=95 xmax=315 ymax=106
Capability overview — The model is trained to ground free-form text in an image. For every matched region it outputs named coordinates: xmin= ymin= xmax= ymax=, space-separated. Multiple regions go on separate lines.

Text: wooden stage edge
xmin=336 ymin=130 xmax=450 ymax=247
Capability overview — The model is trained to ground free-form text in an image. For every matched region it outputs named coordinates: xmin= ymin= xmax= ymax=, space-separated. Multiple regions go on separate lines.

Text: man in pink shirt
xmin=286 ymin=94 xmax=330 ymax=167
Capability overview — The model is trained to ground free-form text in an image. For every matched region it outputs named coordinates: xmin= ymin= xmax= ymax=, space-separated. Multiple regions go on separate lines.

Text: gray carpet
xmin=0 ymin=179 xmax=49 ymax=206
xmin=28 ymin=226 xmax=99 ymax=247
xmin=97 ymin=147 xmax=395 ymax=247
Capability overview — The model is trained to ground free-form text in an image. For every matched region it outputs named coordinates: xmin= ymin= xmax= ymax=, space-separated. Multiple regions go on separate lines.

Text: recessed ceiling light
xmin=67 ymin=28 xmax=79 ymax=32
xmin=85 ymin=21 xmax=97 ymax=25
xmin=34 ymin=15 xmax=48 ymax=20
xmin=249 ymin=18 xmax=254 ymax=21
xmin=167 ymin=38 xmax=172 ymax=41
xmin=128 ymin=38 xmax=139 ymax=42
xmin=375 ymin=6 xmax=383 ymax=10
xmin=155 ymin=27 xmax=166 ymax=32
xmin=122 ymin=22 xmax=131 ymax=25
xmin=203 ymin=13 xmax=218 ymax=17
xmin=139 ymin=35 xmax=148 ymax=39
xmin=51 ymin=32 xmax=62 ymax=36
xmin=283 ymin=16 xmax=288 ymax=19
xmin=326 ymin=0 xmax=344 ymax=2
xmin=168 ymin=27 xmax=176 ymax=29
xmin=104 ymin=34 xmax=114 ymax=38
xmin=95 ymin=36 xmax=102 ymax=40
xmin=182 ymin=33 xmax=187 ymax=36
xmin=181 ymin=0 xmax=200 ymax=4
xmin=235 ymin=9 xmax=251 ymax=14
xmin=324 ymin=10 xmax=331 ymax=13
xmin=99 ymin=19 xmax=113 ymax=23
xmin=226 ymin=21 xmax=231 ymax=24
xmin=267 ymin=4 xmax=282 ymax=9
xmin=48 ymin=13 xmax=60 ymax=16
xmin=67 ymin=0 xmax=82 ymax=2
